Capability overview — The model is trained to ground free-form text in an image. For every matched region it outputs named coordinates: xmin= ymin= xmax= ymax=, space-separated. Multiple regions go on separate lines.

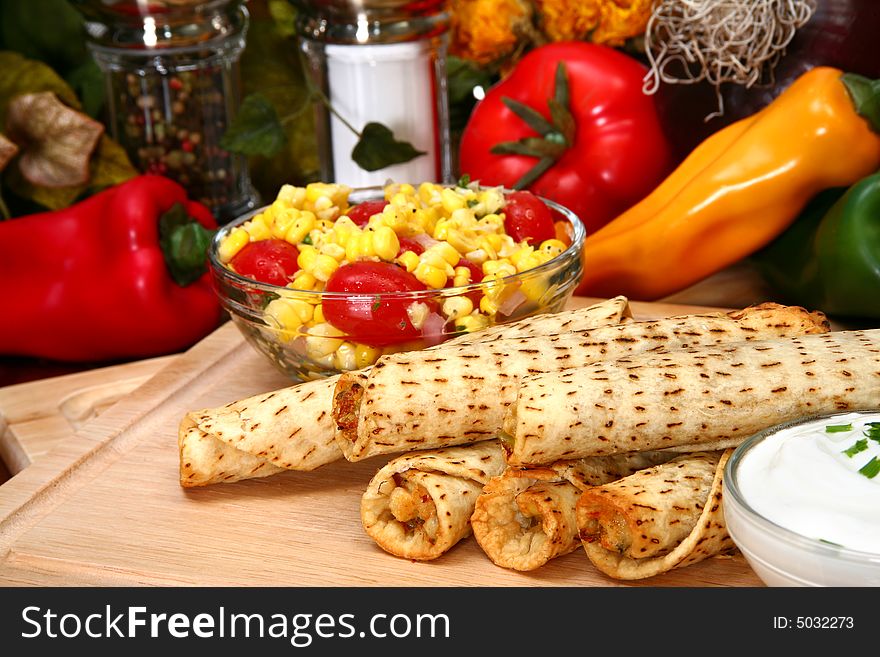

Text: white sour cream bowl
xmin=724 ymin=411 xmax=880 ymax=587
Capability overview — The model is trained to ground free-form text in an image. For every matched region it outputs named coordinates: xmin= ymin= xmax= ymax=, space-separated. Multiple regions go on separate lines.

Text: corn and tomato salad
xmin=216 ymin=181 xmax=575 ymax=373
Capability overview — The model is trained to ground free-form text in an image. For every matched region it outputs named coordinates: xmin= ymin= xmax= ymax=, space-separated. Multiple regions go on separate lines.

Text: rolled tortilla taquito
xmin=506 ymin=329 xmax=880 ymax=466
xmin=576 ymin=450 xmax=733 ymax=580
xmin=179 ymin=296 xmax=630 ymax=487
xmin=361 ymin=442 xmax=507 ymax=560
xmin=471 ymin=452 xmax=675 ymax=571
xmin=333 ymin=303 xmax=829 ymax=462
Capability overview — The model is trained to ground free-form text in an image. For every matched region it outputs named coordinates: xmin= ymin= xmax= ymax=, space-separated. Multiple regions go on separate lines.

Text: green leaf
xmin=0 ymin=0 xmax=89 ymax=76
xmin=65 ymin=60 xmax=106 ymax=119
xmin=514 ymin=156 xmax=555 ymax=190
xmin=492 ymin=137 xmax=566 ymax=159
xmin=547 ymin=97 xmax=575 ymax=145
xmin=220 ymin=92 xmax=287 ymax=157
xmin=159 ymin=203 xmax=216 ymax=287
xmin=351 ymin=122 xmax=426 ymax=172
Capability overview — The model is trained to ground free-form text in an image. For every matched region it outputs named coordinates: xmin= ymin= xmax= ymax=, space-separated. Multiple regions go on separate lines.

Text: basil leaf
xmin=351 ymin=122 xmax=425 ymax=172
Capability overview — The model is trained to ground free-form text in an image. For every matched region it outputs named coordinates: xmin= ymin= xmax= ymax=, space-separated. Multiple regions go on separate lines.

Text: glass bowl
xmin=723 ymin=411 xmax=880 ymax=587
xmin=208 ymin=186 xmax=586 ymax=381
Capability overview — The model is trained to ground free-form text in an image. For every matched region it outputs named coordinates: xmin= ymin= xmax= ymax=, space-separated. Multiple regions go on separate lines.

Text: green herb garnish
xmin=843 ymin=439 xmax=868 ymax=457
xmin=457 ymin=173 xmax=471 ymax=188
xmin=302 ymin=234 xmax=313 ymax=245
xmin=371 ymin=296 xmax=381 ymax=312
xmin=858 ymin=456 xmax=880 ymax=479
xmin=467 ymin=198 xmax=479 ymax=208
xmin=818 ymin=538 xmax=844 ymax=547
xmin=825 ymin=423 xmax=853 ymax=433
xmin=865 ymin=422 xmax=880 ymax=443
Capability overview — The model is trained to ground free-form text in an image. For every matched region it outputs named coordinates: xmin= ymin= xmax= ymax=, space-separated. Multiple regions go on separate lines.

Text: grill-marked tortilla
xmin=471 ymin=452 xmax=674 ymax=571
xmin=576 ymin=451 xmax=733 ymax=580
xmin=361 ymin=442 xmax=507 ymax=560
xmin=178 ymin=296 xmax=631 ymax=487
xmin=333 ymin=303 xmax=829 ymax=461
xmin=506 ymin=329 xmax=880 ymax=466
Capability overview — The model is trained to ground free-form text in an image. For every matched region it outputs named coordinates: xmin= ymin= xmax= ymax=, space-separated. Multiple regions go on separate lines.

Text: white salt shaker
xmin=295 ymin=0 xmax=452 ymax=186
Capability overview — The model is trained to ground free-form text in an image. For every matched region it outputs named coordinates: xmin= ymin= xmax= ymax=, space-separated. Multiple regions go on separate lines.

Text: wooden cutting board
xmin=0 ymin=298 xmax=764 ymax=586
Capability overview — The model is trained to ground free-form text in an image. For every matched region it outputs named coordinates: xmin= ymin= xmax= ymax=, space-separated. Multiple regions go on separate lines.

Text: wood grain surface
xmin=0 ymin=298 xmax=767 ymax=587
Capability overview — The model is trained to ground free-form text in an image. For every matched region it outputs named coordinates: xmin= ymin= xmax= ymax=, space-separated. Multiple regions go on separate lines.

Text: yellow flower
xmin=535 ymin=0 xmax=655 ymax=45
xmin=450 ymin=0 xmax=532 ymax=65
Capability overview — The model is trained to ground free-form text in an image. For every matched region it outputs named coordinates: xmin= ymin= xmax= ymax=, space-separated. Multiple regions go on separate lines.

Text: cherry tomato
xmin=503 ymin=191 xmax=557 ymax=245
xmin=230 ymin=239 xmax=299 ymax=286
xmin=323 ymin=262 xmax=429 ymax=346
xmin=346 ymin=200 xmax=389 ymax=227
xmin=397 ymin=236 xmax=425 ymax=256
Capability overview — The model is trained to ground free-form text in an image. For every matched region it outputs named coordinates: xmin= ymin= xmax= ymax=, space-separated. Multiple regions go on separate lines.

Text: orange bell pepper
xmin=575 ymin=67 xmax=880 ymax=300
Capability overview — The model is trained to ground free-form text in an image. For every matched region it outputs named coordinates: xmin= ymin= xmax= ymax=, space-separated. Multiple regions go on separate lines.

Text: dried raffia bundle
xmin=643 ymin=0 xmax=817 ymax=117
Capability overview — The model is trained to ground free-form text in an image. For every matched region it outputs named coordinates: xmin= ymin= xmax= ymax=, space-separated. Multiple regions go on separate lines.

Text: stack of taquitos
xmin=178 ymin=296 xmax=630 ymax=487
xmin=332 ymin=303 xmax=828 ymax=461
xmin=498 ymin=329 xmax=880 ymax=579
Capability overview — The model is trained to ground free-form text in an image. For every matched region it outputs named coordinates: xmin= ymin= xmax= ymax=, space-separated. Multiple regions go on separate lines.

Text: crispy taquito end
xmin=178 ymin=377 xmax=342 ymax=487
xmin=361 ymin=442 xmax=507 ymax=560
xmin=576 ymin=450 xmax=734 ymax=580
xmin=333 ymin=303 xmax=830 ymax=462
xmin=471 ymin=452 xmax=675 ymax=571
xmin=506 ymin=329 xmax=880 ymax=465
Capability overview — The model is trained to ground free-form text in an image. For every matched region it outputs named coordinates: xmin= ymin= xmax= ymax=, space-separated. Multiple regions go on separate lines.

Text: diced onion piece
xmin=497 ymin=289 xmax=527 ymax=317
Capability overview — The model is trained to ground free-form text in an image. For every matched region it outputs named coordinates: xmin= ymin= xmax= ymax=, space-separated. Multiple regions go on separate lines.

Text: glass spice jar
xmin=294 ymin=0 xmax=453 ymax=187
xmin=72 ymin=0 xmax=259 ymax=222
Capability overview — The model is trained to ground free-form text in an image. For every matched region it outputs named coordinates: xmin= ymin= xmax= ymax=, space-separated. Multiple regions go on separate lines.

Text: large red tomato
xmin=459 ymin=42 xmax=673 ymax=236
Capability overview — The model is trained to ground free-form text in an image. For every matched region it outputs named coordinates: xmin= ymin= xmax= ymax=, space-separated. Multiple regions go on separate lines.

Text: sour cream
xmin=736 ymin=411 xmax=880 ymax=554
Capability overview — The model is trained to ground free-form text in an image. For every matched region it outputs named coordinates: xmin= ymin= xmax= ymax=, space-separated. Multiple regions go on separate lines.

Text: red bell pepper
xmin=0 ymin=175 xmax=223 ymax=362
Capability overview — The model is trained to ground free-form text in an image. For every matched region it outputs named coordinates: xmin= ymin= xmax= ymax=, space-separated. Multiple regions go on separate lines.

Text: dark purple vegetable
xmin=655 ymin=0 xmax=880 ymax=162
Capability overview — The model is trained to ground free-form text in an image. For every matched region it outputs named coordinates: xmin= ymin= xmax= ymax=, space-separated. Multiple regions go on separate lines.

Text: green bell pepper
xmin=754 ymin=171 xmax=880 ymax=320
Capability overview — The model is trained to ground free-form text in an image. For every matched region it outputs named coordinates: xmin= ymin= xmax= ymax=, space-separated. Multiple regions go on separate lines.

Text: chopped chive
xmin=467 ymin=198 xmax=479 ymax=208
xmin=825 ymin=423 xmax=853 ymax=433
xmin=457 ymin=173 xmax=471 ymax=188
xmin=843 ymin=439 xmax=868 ymax=457
xmin=301 ymin=234 xmax=313 ymax=245
xmin=858 ymin=456 xmax=880 ymax=479
xmin=371 ymin=295 xmax=381 ymax=312
xmin=865 ymin=423 xmax=880 ymax=443
xmin=819 ymin=538 xmax=844 ymax=547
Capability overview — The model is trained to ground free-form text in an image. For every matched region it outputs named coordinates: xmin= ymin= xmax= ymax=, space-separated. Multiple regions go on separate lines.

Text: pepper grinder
xmin=71 ymin=0 xmax=259 ymax=222
xmin=294 ymin=0 xmax=452 ymax=187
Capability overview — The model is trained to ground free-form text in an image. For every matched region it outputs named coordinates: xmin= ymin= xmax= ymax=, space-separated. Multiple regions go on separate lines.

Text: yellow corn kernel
xmin=297 ymin=245 xmax=318 ymax=272
xmin=480 ymin=295 xmax=500 ymax=316
xmin=396 ymin=250 xmax=420 ymax=273
xmin=321 ymin=242 xmax=346 ymax=262
xmin=418 ymin=182 xmax=443 ymax=206
xmin=414 ymin=262 xmax=448 ymax=289
xmin=482 ymin=259 xmax=516 ymax=278
xmin=480 ymin=213 xmax=505 ymax=230
xmin=334 ymin=342 xmax=358 ymax=371
xmin=284 ymin=298 xmax=314 ymax=324
xmin=276 ymin=184 xmax=306 ymax=209
xmin=312 ymin=254 xmax=340 ymax=282
xmin=406 ymin=301 xmax=430 ymax=330
xmin=442 ymin=295 xmax=473 ymax=320
xmin=386 ymin=183 xmax=416 ymax=201
xmin=243 ymin=213 xmax=272 ymax=241
xmin=516 ymin=252 xmax=545 ymax=273
xmin=446 ymin=230 xmax=477 ymax=256
xmin=455 ymin=312 xmax=490 ymax=333
xmin=313 ymin=303 xmax=325 ymax=324
xmin=478 ymin=187 xmax=505 ymax=215
xmin=433 ymin=241 xmax=461 ymax=267
xmin=520 ymin=278 xmax=549 ymax=303
xmin=540 ymin=239 xmax=567 ymax=259
xmin=218 ymin=227 xmax=249 ymax=263
xmin=432 ymin=219 xmax=451 ymax=241
xmin=305 ymin=322 xmax=346 ymax=358
xmin=271 ymin=206 xmax=297 ymax=239
xmin=290 ymin=271 xmax=317 ymax=291
xmin=284 ymin=211 xmax=316 ymax=245
xmin=464 ymin=248 xmax=488 ymax=265
xmin=452 ymin=265 xmax=473 ymax=287
xmin=440 ymin=187 xmax=466 ymax=214
xmin=475 ymin=236 xmax=498 ymax=261
xmin=345 ymin=231 xmax=370 ymax=262
xmin=371 ymin=226 xmax=400 ymax=261
xmin=354 ymin=342 xmax=383 ymax=369
xmin=510 ymin=245 xmax=535 ymax=270
xmin=481 ymin=272 xmax=506 ymax=301
xmin=264 ymin=298 xmax=303 ymax=342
